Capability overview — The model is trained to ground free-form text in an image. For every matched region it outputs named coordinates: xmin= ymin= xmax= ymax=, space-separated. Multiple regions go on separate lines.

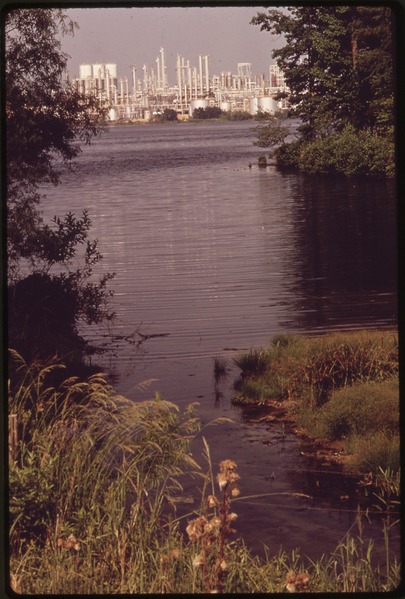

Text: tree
xmin=5 ymin=9 xmax=113 ymax=361
xmin=251 ymin=6 xmax=395 ymax=175
xmin=192 ymin=106 xmax=223 ymax=119
xmin=251 ymin=116 xmax=290 ymax=157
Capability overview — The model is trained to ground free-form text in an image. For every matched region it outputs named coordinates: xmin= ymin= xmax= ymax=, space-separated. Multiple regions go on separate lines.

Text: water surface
xmin=41 ymin=121 xmax=398 ymax=557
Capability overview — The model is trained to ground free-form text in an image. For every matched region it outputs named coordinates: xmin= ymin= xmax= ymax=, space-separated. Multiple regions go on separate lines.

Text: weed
xmin=233 ymin=348 xmax=269 ymax=378
xmin=213 ymin=356 xmax=229 ymax=379
xmin=8 ymin=349 xmax=401 ymax=593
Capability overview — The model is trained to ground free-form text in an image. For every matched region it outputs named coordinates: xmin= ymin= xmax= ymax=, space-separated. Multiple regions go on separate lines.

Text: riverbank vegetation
xmin=233 ymin=330 xmax=399 ymax=472
xmin=6 ymin=9 xmax=114 ymax=366
xmin=252 ymin=6 xmax=395 ymax=176
xmin=8 ymin=349 xmax=400 ymax=593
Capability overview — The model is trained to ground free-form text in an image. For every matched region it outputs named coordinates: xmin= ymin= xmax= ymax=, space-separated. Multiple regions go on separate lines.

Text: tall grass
xmin=8 ymin=350 xmax=401 ymax=593
xmin=232 ymin=331 xmax=399 ymax=473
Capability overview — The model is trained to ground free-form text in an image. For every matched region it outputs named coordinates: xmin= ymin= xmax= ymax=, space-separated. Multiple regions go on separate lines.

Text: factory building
xmin=71 ymin=49 xmax=289 ymax=121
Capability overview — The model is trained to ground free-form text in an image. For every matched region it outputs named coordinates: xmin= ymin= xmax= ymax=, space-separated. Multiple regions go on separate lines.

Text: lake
xmin=40 ymin=120 xmax=398 ymax=559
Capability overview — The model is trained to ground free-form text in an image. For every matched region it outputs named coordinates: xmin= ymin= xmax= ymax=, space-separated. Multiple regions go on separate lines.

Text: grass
xmin=7 ymin=348 xmax=401 ymax=593
xmin=213 ymin=356 xmax=229 ymax=379
xmin=232 ymin=330 xmax=399 ymax=472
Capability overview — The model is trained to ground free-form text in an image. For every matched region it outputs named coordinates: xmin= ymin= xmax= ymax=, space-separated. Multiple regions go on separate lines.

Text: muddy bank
xmin=239 ymin=399 xmax=355 ymax=470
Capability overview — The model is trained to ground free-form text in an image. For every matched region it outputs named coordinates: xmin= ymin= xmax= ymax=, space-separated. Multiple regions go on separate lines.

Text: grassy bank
xmin=7 ymin=347 xmax=400 ymax=593
xmin=233 ymin=330 xmax=399 ymax=473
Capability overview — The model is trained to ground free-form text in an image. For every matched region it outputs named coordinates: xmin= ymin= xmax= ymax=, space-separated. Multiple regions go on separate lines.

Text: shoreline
xmin=231 ymin=328 xmax=399 ymax=474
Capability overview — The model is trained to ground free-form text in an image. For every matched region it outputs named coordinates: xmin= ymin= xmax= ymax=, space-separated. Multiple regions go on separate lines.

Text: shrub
xmin=295 ymin=128 xmax=395 ymax=177
xmin=348 ymin=431 xmax=400 ymax=472
xmin=291 ymin=336 xmax=398 ymax=405
xmin=317 ymin=377 xmax=399 ymax=439
xmin=233 ymin=349 xmax=269 ymax=378
xmin=274 ymin=139 xmax=304 ymax=168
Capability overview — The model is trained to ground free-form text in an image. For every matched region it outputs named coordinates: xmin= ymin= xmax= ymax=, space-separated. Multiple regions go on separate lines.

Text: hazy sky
xmin=62 ymin=7 xmax=284 ymax=83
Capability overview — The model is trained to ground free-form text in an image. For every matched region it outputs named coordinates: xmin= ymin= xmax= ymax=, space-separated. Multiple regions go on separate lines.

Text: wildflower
xmin=217 ymin=472 xmax=229 ymax=491
xmin=216 ymin=558 xmax=228 ymax=572
xmin=285 ymin=571 xmax=310 ymax=593
xmin=219 ymin=459 xmax=237 ymax=473
xmin=231 ymin=486 xmax=240 ymax=498
xmin=170 ymin=548 xmax=180 ymax=560
xmin=57 ymin=534 xmax=80 ymax=552
xmin=192 ymin=553 xmax=205 ymax=568
xmin=186 ymin=516 xmax=208 ymax=542
xmin=207 ymin=494 xmax=219 ymax=508
xmin=226 ymin=512 xmax=238 ymax=522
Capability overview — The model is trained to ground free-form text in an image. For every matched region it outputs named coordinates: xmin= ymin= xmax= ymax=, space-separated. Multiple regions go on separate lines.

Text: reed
xmin=232 ymin=331 xmax=399 ymax=472
xmin=8 ymin=350 xmax=401 ymax=594
xmin=213 ymin=356 xmax=229 ymax=379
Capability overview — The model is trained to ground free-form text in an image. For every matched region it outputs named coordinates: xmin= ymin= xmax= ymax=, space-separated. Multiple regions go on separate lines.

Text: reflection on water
xmin=40 ymin=121 xmax=398 ymax=558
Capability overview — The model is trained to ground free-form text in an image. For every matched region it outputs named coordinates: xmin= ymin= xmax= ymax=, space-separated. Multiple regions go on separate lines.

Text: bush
xmin=317 ymin=377 xmax=399 ymax=439
xmin=233 ymin=348 xmax=269 ymax=378
xmin=348 ymin=431 xmax=400 ymax=472
xmin=275 ymin=127 xmax=395 ymax=177
xmin=274 ymin=139 xmax=304 ymax=168
xmin=295 ymin=128 xmax=395 ymax=177
xmin=291 ymin=336 xmax=398 ymax=406
xmin=193 ymin=106 xmax=223 ymax=119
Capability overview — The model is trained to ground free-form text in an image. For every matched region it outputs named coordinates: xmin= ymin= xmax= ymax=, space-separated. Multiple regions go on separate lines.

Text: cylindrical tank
xmin=105 ymin=64 xmax=118 ymax=79
xmin=191 ymin=99 xmax=209 ymax=110
xmin=220 ymin=101 xmax=230 ymax=112
xmin=189 ymin=99 xmax=209 ymax=115
xmin=79 ymin=64 xmax=92 ymax=79
xmin=108 ymin=108 xmax=118 ymax=122
xmin=144 ymin=110 xmax=152 ymax=121
xmin=258 ymin=96 xmax=277 ymax=114
xmin=249 ymin=97 xmax=259 ymax=115
xmin=93 ymin=63 xmax=105 ymax=79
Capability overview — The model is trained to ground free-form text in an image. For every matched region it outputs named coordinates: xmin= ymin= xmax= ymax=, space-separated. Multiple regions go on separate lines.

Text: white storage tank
xmin=93 ymin=63 xmax=105 ymax=79
xmin=249 ymin=97 xmax=259 ymax=115
xmin=190 ymin=99 xmax=209 ymax=115
xmin=220 ymin=101 xmax=230 ymax=112
xmin=105 ymin=63 xmax=118 ymax=79
xmin=108 ymin=108 xmax=118 ymax=122
xmin=79 ymin=64 xmax=92 ymax=79
xmin=258 ymin=96 xmax=277 ymax=114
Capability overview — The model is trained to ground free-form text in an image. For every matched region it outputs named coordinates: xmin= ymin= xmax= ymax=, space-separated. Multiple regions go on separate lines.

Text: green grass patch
xmin=232 ymin=330 xmax=399 ymax=472
xmin=8 ymin=348 xmax=401 ymax=593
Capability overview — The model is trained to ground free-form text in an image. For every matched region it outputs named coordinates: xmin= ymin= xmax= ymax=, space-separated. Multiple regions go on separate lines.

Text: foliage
xmin=290 ymin=335 xmax=398 ymax=406
xmin=5 ymin=8 xmax=113 ymax=360
xmin=317 ymin=377 xmax=399 ymax=439
xmin=286 ymin=127 xmax=395 ymax=177
xmin=6 ymin=8 xmax=107 ymax=269
xmin=8 ymin=350 xmax=201 ymax=556
xmin=222 ymin=110 xmax=252 ymax=121
xmin=213 ymin=357 xmax=229 ymax=379
xmin=251 ymin=117 xmax=290 ymax=158
xmin=193 ymin=106 xmax=223 ymax=119
xmin=233 ymin=348 xmax=270 ymax=378
xmin=8 ymin=353 xmax=401 ymax=592
xmin=251 ymin=6 xmax=395 ymax=176
xmin=153 ymin=108 xmax=178 ymax=122
xmin=232 ymin=330 xmax=399 ymax=472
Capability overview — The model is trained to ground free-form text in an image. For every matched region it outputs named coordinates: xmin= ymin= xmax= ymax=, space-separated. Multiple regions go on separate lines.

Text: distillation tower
xmin=72 ymin=49 xmax=289 ymax=120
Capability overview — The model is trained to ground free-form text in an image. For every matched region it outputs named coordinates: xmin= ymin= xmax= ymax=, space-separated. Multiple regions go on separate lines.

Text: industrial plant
xmin=71 ymin=48 xmax=289 ymax=121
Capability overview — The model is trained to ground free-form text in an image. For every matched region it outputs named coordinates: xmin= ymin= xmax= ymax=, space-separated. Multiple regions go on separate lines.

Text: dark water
xmin=41 ymin=121 xmax=398 ymax=559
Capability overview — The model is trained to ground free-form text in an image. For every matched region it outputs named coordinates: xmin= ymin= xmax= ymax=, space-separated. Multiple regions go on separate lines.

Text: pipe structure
xmin=204 ymin=55 xmax=209 ymax=94
xmin=199 ymin=54 xmax=203 ymax=97
xmin=160 ymin=47 xmax=166 ymax=90
xmin=156 ymin=56 xmax=161 ymax=90
xmin=132 ymin=66 xmax=137 ymax=97
xmin=176 ymin=54 xmax=183 ymax=109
